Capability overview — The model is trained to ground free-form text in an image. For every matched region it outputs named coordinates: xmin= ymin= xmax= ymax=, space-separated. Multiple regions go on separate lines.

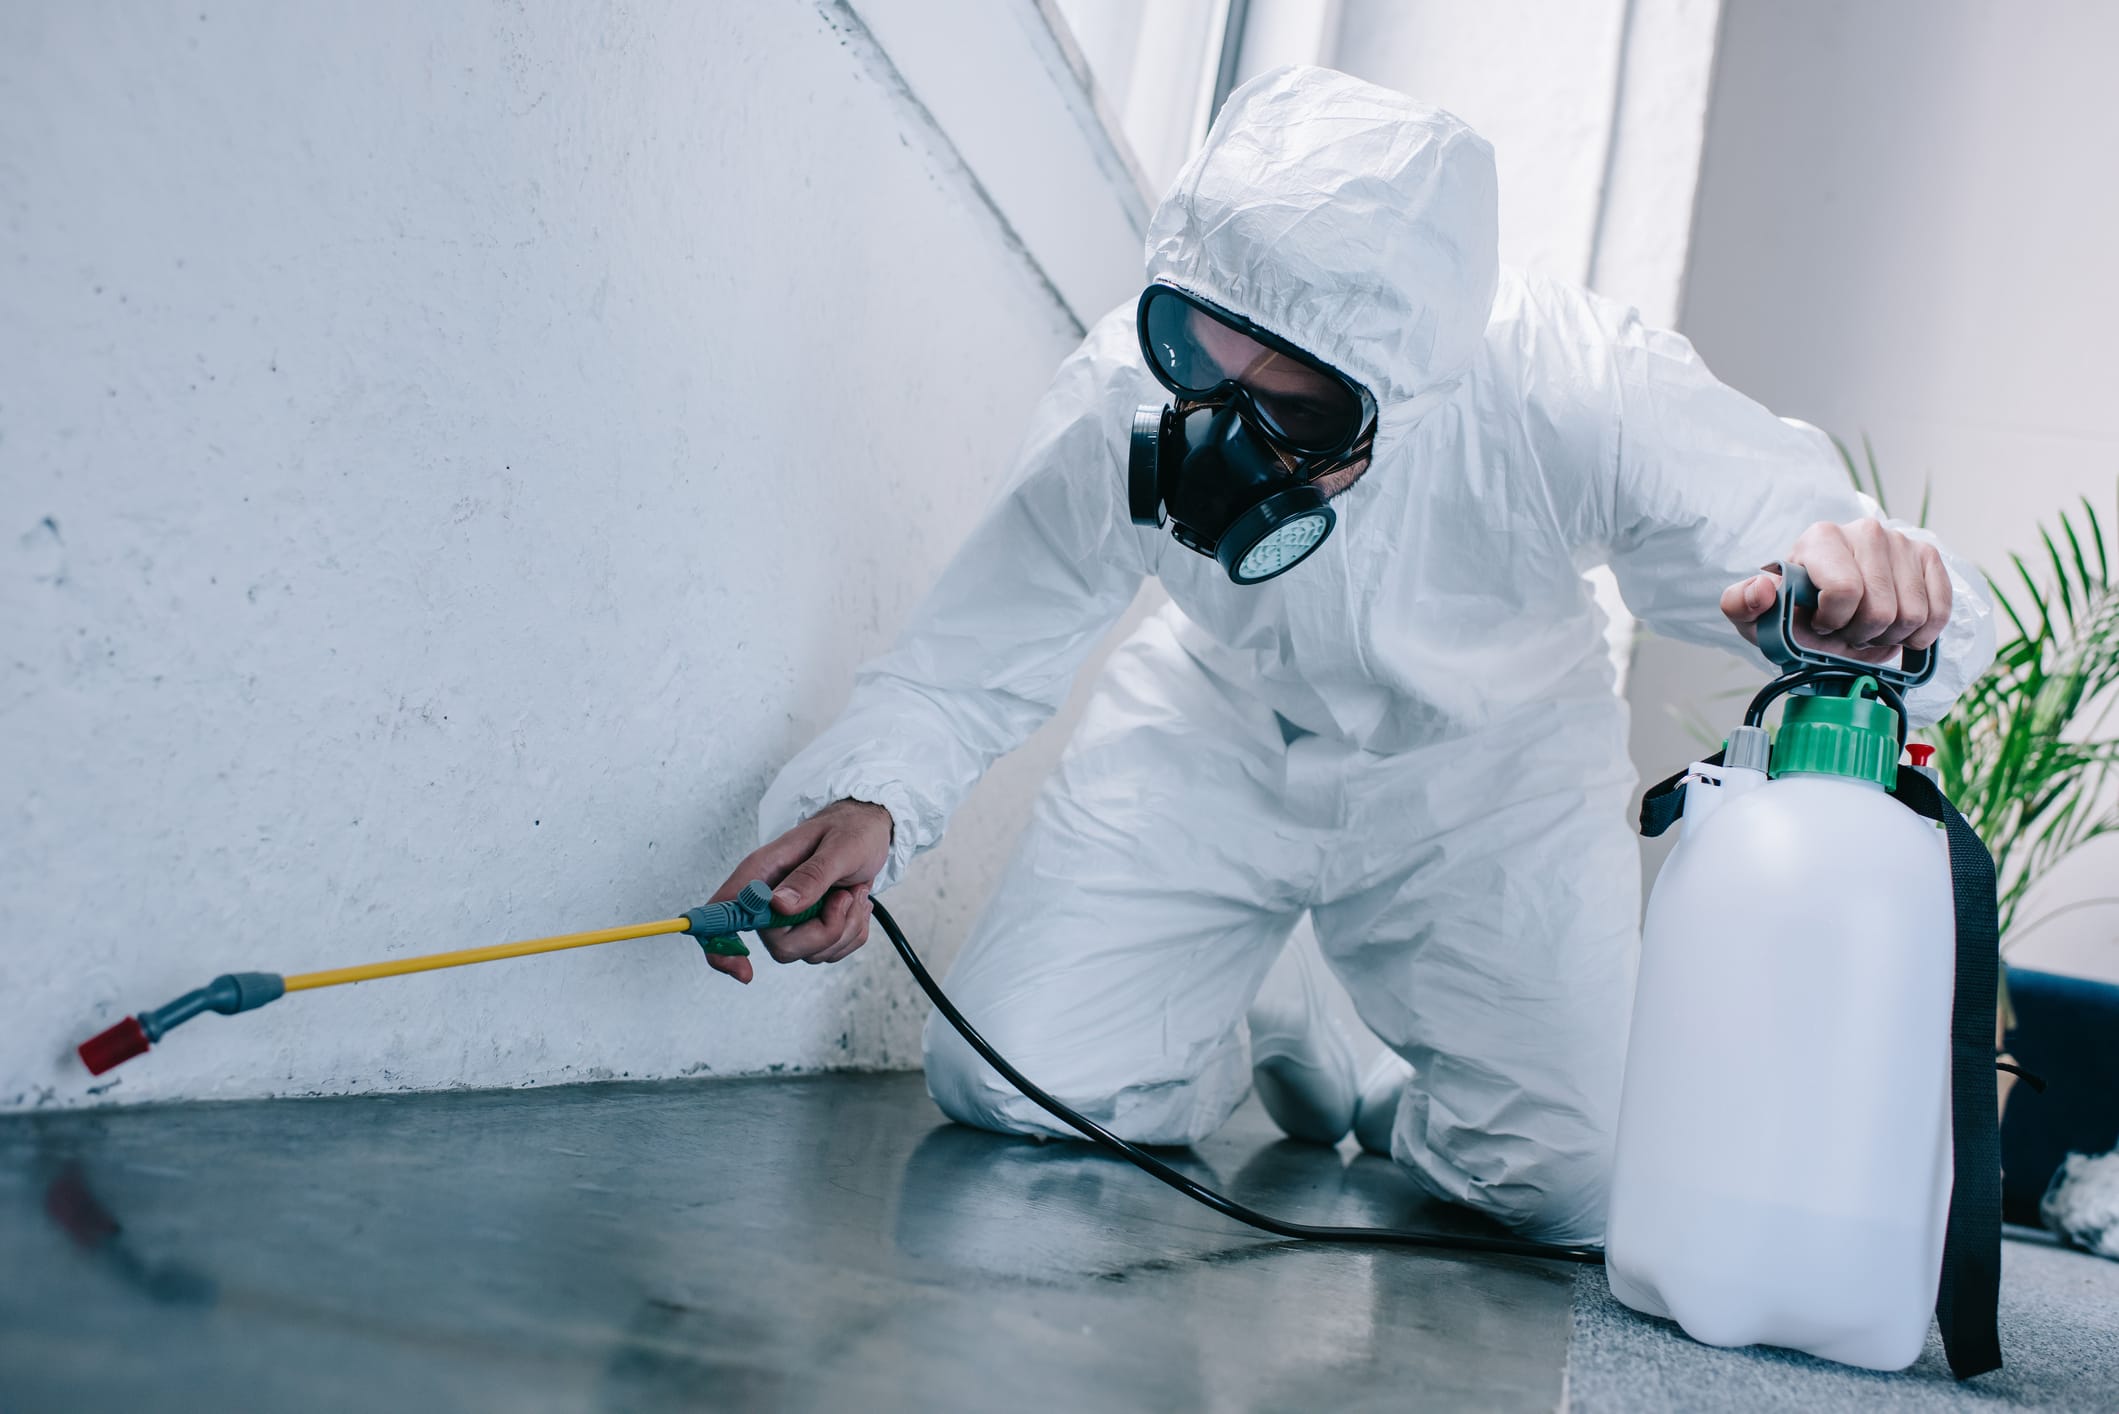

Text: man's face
xmin=1185 ymin=310 xmax=1373 ymax=498
xmin=1186 ymin=310 xmax=1355 ymax=447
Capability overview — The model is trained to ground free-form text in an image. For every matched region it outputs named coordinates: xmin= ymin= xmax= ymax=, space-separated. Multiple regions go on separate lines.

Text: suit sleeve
xmin=1595 ymin=306 xmax=1994 ymax=725
xmin=757 ymin=318 xmax=1153 ymax=889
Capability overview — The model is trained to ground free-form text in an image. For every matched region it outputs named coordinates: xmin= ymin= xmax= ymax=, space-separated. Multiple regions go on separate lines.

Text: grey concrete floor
xmin=0 ymin=1072 xmax=1575 ymax=1413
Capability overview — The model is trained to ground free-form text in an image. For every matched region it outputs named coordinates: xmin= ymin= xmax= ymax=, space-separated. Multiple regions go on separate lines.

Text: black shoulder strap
xmin=1894 ymin=767 xmax=2004 ymax=1380
xmin=1634 ymin=760 xmax=2003 ymax=1379
xmin=1638 ymin=750 xmax=1721 ymax=838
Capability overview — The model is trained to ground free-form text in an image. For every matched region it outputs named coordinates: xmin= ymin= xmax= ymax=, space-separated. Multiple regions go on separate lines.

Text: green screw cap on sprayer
xmin=1769 ymin=675 xmax=1899 ymax=789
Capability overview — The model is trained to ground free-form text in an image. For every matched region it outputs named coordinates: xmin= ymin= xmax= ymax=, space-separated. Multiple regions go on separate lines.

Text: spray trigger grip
xmin=1753 ymin=562 xmax=1938 ymax=689
xmin=684 ymin=880 xmax=829 ymax=958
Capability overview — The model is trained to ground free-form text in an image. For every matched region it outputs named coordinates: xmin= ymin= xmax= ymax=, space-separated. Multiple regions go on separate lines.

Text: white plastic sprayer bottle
xmin=1607 ymin=675 xmax=1955 ymax=1371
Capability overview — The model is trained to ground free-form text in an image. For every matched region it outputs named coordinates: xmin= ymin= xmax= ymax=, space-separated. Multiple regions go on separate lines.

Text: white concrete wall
xmin=855 ymin=0 xmax=1150 ymax=321
xmin=1647 ymin=0 xmax=2119 ymax=983
xmin=0 ymin=0 xmax=1141 ymax=1110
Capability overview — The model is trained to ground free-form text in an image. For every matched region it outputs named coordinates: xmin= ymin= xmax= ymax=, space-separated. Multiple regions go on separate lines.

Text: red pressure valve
xmin=1906 ymin=743 xmax=1935 ymax=767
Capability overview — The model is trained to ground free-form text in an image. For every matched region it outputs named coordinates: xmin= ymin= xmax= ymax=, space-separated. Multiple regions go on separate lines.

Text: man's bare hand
xmin=701 ymin=799 xmax=894 ymax=984
xmin=1721 ymin=520 xmax=1951 ymax=665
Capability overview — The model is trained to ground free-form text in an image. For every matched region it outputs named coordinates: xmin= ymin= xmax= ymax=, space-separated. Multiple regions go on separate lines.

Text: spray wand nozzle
xmin=77 ymin=973 xmax=286 ymax=1075
xmin=75 ymin=881 xmax=826 ymax=1076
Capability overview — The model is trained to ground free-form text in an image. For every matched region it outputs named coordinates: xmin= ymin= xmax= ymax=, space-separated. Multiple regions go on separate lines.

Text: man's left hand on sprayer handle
xmin=1721 ymin=519 xmax=1952 ymax=662
xmin=700 ymin=798 xmax=895 ymax=984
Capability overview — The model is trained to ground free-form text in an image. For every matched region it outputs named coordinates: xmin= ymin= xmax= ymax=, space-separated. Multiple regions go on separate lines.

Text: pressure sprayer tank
xmin=1607 ymin=677 xmax=1955 ymax=1371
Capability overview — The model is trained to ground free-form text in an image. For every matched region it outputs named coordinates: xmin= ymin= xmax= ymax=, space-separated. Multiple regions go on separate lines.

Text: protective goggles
xmin=1136 ymin=282 xmax=1376 ymax=458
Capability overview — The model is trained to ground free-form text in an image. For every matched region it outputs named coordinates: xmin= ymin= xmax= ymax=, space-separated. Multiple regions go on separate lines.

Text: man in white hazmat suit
xmin=706 ymin=67 xmax=1994 ymax=1245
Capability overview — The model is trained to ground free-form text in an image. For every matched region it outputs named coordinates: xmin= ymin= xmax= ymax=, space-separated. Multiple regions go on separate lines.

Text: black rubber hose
xmin=869 ymin=898 xmax=1605 ymax=1265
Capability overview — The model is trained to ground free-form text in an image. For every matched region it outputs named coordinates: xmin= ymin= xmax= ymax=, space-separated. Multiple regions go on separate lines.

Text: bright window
xmin=1049 ymin=0 xmax=1242 ymax=196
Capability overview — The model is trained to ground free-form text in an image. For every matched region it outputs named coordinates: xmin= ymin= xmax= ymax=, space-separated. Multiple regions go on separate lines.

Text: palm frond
xmin=1930 ymin=487 xmax=2119 ymax=946
xmin=1829 ymin=434 xmax=1932 ymax=527
xmin=2041 ymin=527 xmax=2078 ymax=629
xmin=2008 ymin=552 xmax=2053 ymax=638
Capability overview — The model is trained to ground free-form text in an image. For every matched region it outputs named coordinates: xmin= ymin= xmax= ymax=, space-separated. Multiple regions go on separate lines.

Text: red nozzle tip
xmin=78 ymin=1017 xmax=151 ymax=1076
xmin=1907 ymin=743 xmax=1936 ymax=767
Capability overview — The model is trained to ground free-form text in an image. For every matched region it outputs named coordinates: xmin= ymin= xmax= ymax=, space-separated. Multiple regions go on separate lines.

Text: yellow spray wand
xmin=77 ymin=881 xmax=822 ymax=1075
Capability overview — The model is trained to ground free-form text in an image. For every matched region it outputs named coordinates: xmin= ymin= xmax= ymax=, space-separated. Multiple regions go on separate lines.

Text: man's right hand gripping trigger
xmin=702 ymin=799 xmax=894 ymax=984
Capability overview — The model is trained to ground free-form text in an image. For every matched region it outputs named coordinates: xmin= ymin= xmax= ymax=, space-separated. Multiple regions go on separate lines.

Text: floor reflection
xmin=43 ymin=1160 xmax=219 ymax=1308
xmin=1 ymin=1073 xmax=1574 ymax=1412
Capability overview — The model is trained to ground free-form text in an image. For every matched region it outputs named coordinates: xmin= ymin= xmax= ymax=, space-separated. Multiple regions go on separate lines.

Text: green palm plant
xmin=1927 ymin=487 xmax=2119 ymax=947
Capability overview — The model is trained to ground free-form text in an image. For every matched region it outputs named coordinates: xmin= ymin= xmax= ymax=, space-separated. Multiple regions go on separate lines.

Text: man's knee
xmin=1486 ymin=1143 xmax=1610 ymax=1245
xmin=1406 ymin=1141 xmax=1610 ymax=1245
xmin=921 ymin=1006 xmax=1248 ymax=1148
xmin=921 ymin=1009 xmax=1070 ymax=1139
xmin=1394 ymin=1096 xmax=1614 ymax=1245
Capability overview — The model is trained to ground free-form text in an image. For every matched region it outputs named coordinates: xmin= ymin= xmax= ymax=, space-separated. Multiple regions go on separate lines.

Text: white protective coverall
xmin=759 ymin=66 xmax=1993 ymax=1244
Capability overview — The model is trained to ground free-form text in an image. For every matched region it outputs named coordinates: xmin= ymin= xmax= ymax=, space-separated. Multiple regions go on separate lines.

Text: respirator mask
xmin=1130 ymin=282 xmax=1377 ymax=584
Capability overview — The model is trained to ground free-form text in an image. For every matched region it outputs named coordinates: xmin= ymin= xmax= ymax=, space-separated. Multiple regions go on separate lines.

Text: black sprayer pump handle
xmin=1753 ymin=562 xmax=1939 ymax=689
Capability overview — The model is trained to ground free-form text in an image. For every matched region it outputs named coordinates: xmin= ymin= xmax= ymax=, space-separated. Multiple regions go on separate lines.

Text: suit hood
xmin=1143 ymin=65 xmax=1501 ymax=422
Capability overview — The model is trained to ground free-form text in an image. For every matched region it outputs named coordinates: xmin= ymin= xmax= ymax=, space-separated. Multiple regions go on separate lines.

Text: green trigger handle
xmin=683 ymin=880 xmax=828 ymax=958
